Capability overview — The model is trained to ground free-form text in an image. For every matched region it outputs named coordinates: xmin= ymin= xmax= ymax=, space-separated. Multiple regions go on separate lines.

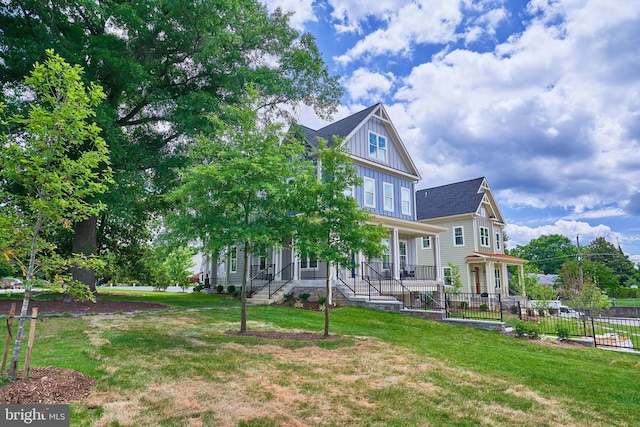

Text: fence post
xmin=1 ymin=302 xmax=17 ymax=374
xmin=517 ymin=301 xmax=522 ymax=320
xmin=499 ymin=294 xmax=503 ymax=322
xmin=22 ymin=307 xmax=39 ymax=381
xmin=590 ymin=317 xmax=597 ymax=348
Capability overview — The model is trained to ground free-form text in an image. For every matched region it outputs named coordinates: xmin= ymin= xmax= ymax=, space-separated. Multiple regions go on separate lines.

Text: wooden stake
xmin=1 ymin=302 xmax=16 ymax=374
xmin=22 ymin=307 xmax=38 ymax=381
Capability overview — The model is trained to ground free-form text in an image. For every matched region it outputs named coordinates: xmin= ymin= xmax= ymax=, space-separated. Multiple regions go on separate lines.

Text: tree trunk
xmin=72 ymin=216 xmax=98 ymax=293
xmin=8 ymin=288 xmax=31 ymax=380
xmin=240 ymin=241 xmax=249 ymax=333
xmin=324 ymin=263 xmax=330 ymax=337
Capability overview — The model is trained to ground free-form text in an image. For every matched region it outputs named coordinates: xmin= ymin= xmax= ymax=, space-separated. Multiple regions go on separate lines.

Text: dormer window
xmin=369 ymin=131 xmax=387 ymax=162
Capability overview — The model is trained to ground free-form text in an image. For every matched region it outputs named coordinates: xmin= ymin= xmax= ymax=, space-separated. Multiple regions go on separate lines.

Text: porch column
xmin=434 ymin=234 xmax=442 ymax=281
xmin=293 ymin=248 xmax=300 ymax=280
xmin=519 ymin=263 xmax=526 ymax=297
xmin=392 ymin=227 xmax=400 ymax=279
xmin=486 ymin=261 xmax=495 ymax=291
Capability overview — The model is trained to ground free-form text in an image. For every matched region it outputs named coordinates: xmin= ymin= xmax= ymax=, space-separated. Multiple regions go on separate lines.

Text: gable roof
xmin=302 ymin=103 xmax=380 ymax=147
xmin=299 ymin=103 xmax=421 ymax=179
xmin=416 ymin=177 xmax=487 ymax=220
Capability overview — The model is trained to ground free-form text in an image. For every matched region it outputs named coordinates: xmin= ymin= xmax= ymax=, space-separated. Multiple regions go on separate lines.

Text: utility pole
xmin=576 ymin=235 xmax=584 ymax=290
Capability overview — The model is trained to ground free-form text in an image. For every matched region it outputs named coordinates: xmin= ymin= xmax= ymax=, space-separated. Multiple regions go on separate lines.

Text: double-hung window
xmin=230 ymin=246 xmax=237 ymax=273
xmin=480 ymin=227 xmax=490 ymax=247
xmin=494 ymin=269 xmax=501 ymax=289
xmin=421 ymin=236 xmax=431 ymax=249
xmin=453 ymin=226 xmax=464 ymax=246
xmin=495 ymin=232 xmax=501 ymax=250
xmin=364 ymin=177 xmax=375 ymax=208
xmin=383 ymin=182 xmax=394 ymax=212
xmin=401 ymin=187 xmax=411 ymax=215
xmin=369 ymin=132 xmax=387 ymax=162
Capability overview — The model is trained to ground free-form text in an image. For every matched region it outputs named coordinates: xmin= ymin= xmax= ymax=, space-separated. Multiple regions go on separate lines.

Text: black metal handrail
xmin=268 ymin=263 xmax=293 ymax=298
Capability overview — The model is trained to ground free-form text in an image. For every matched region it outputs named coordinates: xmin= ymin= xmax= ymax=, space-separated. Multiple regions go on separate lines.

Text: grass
xmin=4 ymin=291 xmax=640 ymax=426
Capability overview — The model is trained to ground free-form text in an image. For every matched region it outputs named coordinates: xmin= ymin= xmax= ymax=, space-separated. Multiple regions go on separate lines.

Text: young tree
xmin=293 ymin=140 xmax=387 ymax=336
xmin=0 ymin=0 xmax=342 ymax=290
xmin=444 ymin=262 xmax=463 ymax=295
xmin=164 ymin=247 xmax=196 ymax=292
xmin=0 ymin=50 xmax=112 ymax=380
xmin=165 ymin=102 xmax=308 ymax=332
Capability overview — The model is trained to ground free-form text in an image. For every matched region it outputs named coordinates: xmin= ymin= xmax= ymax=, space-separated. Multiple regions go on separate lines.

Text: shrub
xmin=283 ymin=292 xmax=294 ymax=301
xmin=548 ymin=307 xmax=557 ymax=315
xmin=538 ymin=308 xmax=546 ymax=317
xmin=459 ymin=301 xmax=468 ymax=309
xmin=513 ymin=320 xmax=541 ymax=339
xmin=216 ymin=284 xmax=224 ymax=293
xmin=510 ymin=304 xmax=518 ymax=314
xmin=227 ymin=285 xmax=236 ymax=294
xmin=479 ymin=303 xmax=489 ymax=311
xmin=556 ymin=327 xmax=570 ymax=341
xmin=293 ymin=300 xmax=304 ymax=308
xmin=192 ymin=284 xmax=204 ymax=293
xmin=318 ymin=303 xmax=326 ymax=312
xmin=298 ymin=292 xmax=310 ymax=301
xmin=317 ymin=295 xmax=327 ymax=305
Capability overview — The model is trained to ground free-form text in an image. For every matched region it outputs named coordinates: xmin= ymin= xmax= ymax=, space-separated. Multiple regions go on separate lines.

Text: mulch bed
xmin=0 ymin=368 xmax=94 ymax=404
xmin=226 ymin=330 xmax=338 ymax=340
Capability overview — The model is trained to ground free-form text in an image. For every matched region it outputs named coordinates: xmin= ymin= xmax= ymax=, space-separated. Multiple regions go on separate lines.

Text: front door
xmin=475 ymin=267 xmax=481 ymax=294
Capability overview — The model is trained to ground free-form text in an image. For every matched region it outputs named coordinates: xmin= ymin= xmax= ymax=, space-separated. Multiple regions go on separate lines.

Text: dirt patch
xmin=0 ymin=297 xmax=168 ymax=316
xmin=0 ymin=367 xmax=94 ymax=404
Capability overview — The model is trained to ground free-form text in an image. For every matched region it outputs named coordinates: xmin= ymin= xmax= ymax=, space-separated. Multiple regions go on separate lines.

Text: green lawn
xmin=4 ymin=292 xmax=639 ymax=426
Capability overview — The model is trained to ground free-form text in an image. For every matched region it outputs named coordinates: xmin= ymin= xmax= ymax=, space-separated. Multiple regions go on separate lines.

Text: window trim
xmin=495 ymin=232 xmax=501 ymax=250
xmin=401 ymin=187 xmax=411 ymax=215
xmin=480 ymin=226 xmax=490 ymax=247
xmin=494 ymin=268 xmax=501 ymax=289
xmin=453 ymin=226 xmax=464 ymax=247
xmin=368 ymin=131 xmax=387 ymax=162
xmin=421 ymin=236 xmax=431 ymax=249
xmin=363 ymin=177 xmax=375 ymax=208
xmin=383 ymin=182 xmax=394 ymax=212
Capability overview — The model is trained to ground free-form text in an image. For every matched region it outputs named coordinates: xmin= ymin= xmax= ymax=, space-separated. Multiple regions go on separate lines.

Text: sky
xmin=260 ymin=0 xmax=640 ymax=264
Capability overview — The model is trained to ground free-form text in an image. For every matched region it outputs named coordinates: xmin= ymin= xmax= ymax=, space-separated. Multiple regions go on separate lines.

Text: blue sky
xmin=261 ymin=0 xmax=640 ymax=264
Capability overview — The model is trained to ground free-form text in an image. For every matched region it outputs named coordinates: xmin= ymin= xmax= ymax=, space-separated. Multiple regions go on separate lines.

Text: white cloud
xmin=505 ymin=220 xmax=621 ymax=250
xmin=260 ymin=0 xmax=317 ymax=30
xmin=344 ymin=68 xmax=395 ymax=101
xmin=334 ymin=0 xmax=463 ymax=64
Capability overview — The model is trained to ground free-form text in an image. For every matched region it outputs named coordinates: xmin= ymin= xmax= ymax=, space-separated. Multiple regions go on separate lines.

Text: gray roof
xmin=416 ymin=177 xmax=486 ymax=220
xmin=303 ymin=103 xmax=380 ymax=147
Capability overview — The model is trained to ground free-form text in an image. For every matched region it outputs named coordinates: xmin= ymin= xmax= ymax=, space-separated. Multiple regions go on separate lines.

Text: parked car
xmin=558 ymin=306 xmax=580 ymax=318
xmin=0 ymin=277 xmax=23 ymax=289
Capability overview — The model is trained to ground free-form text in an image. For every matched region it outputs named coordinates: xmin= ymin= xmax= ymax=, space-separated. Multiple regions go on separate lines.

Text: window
xmin=494 ymin=269 xmax=501 ymax=289
xmin=443 ymin=266 xmax=452 ymax=287
xmin=230 ymin=246 xmax=237 ymax=273
xmin=480 ymin=227 xmax=490 ymax=247
xmin=495 ymin=232 xmax=501 ymax=250
xmin=383 ymin=182 xmax=394 ymax=212
xmin=401 ymin=187 xmax=411 ymax=215
xmin=369 ymin=132 xmax=387 ymax=162
xmin=300 ymin=252 xmax=318 ymax=269
xmin=421 ymin=236 xmax=431 ymax=249
xmin=344 ymin=185 xmax=355 ymax=198
xmin=364 ymin=177 xmax=375 ymax=208
xmin=381 ymin=238 xmax=390 ymax=269
xmin=399 ymin=241 xmax=407 ymax=269
xmin=453 ymin=226 xmax=464 ymax=246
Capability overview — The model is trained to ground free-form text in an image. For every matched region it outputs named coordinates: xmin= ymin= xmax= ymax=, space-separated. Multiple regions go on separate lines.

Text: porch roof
xmin=465 ymin=252 xmax=526 ymax=266
xmin=372 ymin=214 xmax=447 ymax=236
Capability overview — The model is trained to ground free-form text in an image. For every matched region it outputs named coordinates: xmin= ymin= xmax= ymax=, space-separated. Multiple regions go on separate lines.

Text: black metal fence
xmin=518 ymin=303 xmax=640 ymax=351
xmin=445 ymin=293 xmax=503 ymax=321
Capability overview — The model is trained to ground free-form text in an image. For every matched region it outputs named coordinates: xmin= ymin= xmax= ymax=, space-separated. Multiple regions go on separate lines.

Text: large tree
xmin=0 ymin=51 xmax=111 ymax=380
xmin=510 ymin=234 xmax=577 ymax=274
xmin=293 ymin=139 xmax=386 ymax=336
xmin=584 ymin=237 xmax=636 ymax=288
xmin=165 ymin=101 xmax=309 ymax=332
xmin=0 ymin=0 xmax=342 ymax=288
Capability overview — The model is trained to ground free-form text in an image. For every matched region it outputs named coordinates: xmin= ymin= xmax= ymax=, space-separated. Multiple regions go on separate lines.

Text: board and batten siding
xmin=347 ymin=115 xmax=412 ymax=174
xmin=355 ymin=165 xmax=414 ymax=220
